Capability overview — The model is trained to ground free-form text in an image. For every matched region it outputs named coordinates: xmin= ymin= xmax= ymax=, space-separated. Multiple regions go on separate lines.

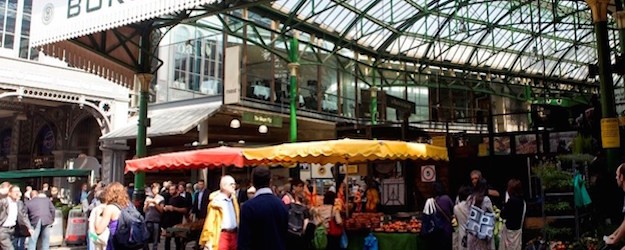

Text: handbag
xmin=465 ymin=204 xmax=495 ymax=241
xmin=328 ymin=210 xmax=343 ymax=237
xmin=420 ymin=198 xmax=444 ymax=237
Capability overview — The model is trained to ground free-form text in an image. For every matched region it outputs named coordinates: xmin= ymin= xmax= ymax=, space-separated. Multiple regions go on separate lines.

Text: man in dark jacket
xmin=0 ymin=185 xmax=33 ymax=250
xmin=25 ymin=190 xmax=56 ymax=250
xmin=237 ymin=167 xmax=288 ymax=250
xmin=192 ymin=180 xmax=210 ymax=219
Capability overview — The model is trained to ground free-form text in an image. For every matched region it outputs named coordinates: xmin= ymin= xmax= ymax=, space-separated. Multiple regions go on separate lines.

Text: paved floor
xmin=50 ymin=237 xmax=200 ymax=250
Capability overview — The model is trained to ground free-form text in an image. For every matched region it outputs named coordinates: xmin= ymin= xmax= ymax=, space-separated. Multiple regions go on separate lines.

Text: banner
xmin=31 ymin=0 xmax=269 ymax=46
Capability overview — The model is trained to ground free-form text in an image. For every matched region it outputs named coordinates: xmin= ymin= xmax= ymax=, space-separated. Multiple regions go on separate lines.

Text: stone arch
xmin=68 ymin=116 xmax=103 ymax=157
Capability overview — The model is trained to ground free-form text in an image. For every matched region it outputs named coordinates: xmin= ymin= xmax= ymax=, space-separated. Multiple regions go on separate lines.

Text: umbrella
xmin=125 ymin=146 xmax=249 ymax=173
xmin=242 ymin=138 xmax=449 ymax=165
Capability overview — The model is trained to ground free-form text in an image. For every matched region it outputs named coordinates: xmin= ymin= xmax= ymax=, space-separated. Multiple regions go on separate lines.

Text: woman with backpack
xmin=466 ymin=179 xmax=494 ymax=250
xmin=429 ymin=182 xmax=454 ymax=250
xmin=94 ymin=182 xmax=128 ymax=250
xmin=286 ymin=193 xmax=313 ymax=249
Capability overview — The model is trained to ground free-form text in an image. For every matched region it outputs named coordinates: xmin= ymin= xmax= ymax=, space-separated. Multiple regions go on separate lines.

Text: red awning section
xmin=125 ymin=146 xmax=247 ymax=173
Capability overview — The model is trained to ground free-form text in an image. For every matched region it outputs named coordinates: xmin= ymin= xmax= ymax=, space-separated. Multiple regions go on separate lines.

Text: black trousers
xmin=164 ymin=236 xmax=183 ymax=250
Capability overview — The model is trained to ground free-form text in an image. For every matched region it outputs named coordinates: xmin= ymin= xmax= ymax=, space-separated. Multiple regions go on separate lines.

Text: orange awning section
xmin=243 ymin=138 xmax=449 ymax=165
xmin=125 ymin=146 xmax=248 ymax=173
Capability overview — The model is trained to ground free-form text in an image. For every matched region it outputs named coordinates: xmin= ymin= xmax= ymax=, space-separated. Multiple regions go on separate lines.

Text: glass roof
xmin=267 ymin=0 xmax=621 ymax=81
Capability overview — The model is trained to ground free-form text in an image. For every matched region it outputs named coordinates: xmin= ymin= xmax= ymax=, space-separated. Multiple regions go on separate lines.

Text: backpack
xmin=287 ymin=205 xmax=306 ymax=235
xmin=312 ymin=225 xmax=328 ymax=250
xmin=112 ymin=204 xmax=150 ymax=249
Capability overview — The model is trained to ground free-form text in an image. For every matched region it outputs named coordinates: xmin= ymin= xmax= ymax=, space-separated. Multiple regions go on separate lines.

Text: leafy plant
xmin=544 ymin=201 xmax=571 ymax=212
xmin=533 ymin=162 xmax=572 ymax=191
xmin=543 ymin=226 xmax=573 ymax=240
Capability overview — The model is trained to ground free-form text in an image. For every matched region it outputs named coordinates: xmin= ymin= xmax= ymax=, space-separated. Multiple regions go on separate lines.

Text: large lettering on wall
xmin=31 ymin=0 xmax=229 ymax=47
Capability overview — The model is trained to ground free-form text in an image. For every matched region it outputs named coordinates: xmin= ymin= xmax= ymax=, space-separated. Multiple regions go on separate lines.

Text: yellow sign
xmin=478 ymin=143 xmax=489 ymax=156
xmin=431 ymin=136 xmax=447 ymax=147
xmin=601 ymin=118 xmax=621 ymax=148
xmin=340 ymin=165 xmax=359 ymax=174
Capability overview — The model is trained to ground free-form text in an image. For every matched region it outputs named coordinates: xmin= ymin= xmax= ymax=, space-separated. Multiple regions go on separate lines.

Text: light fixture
xmin=230 ymin=119 xmax=241 ymax=129
xmin=192 ymin=141 xmax=199 ymax=146
xmin=238 ymin=140 xmax=245 ymax=144
xmin=258 ymin=125 xmax=268 ymax=134
xmin=146 ymin=137 xmax=152 ymax=146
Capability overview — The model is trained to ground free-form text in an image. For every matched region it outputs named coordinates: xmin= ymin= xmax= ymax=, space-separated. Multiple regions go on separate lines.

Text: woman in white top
xmin=453 ymin=186 xmax=472 ymax=250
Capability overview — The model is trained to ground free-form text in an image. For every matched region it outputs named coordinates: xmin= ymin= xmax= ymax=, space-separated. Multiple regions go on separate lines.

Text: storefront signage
xmin=242 ymin=112 xmax=283 ymax=128
xmin=601 ymin=118 xmax=620 ymax=148
xmin=31 ymin=0 xmax=270 ymax=47
xmin=431 ymin=136 xmax=446 ymax=147
xmin=386 ymin=94 xmax=416 ymax=114
xmin=421 ymin=165 xmax=436 ymax=182
xmin=381 ymin=178 xmax=405 ymax=206
xmin=339 ymin=165 xmax=358 ymax=174
xmin=310 ymin=163 xmax=333 ymax=179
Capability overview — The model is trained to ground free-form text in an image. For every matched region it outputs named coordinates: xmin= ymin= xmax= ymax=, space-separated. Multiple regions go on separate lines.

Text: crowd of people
xmin=134 ymin=167 xmax=348 ymax=250
xmin=0 ymin=167 xmax=552 ymax=250
xmin=426 ymin=170 xmax=527 ymax=250
xmin=0 ymin=182 xmax=57 ymax=250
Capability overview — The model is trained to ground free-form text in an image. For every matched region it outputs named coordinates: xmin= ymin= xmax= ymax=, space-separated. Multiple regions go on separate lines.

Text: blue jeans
xmin=147 ymin=222 xmax=160 ymax=250
xmin=28 ymin=220 xmax=51 ymax=250
xmin=13 ymin=236 xmax=25 ymax=250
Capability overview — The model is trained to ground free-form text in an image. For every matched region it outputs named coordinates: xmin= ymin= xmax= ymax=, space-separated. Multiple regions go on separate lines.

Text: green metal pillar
xmin=288 ymin=37 xmax=299 ymax=143
xmin=371 ymin=68 xmax=378 ymax=125
xmin=133 ymin=26 xmax=153 ymax=203
xmin=587 ymin=0 xmax=620 ymax=172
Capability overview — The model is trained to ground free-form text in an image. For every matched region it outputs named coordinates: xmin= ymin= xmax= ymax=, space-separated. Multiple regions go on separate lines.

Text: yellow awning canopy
xmin=243 ymin=138 xmax=448 ymax=165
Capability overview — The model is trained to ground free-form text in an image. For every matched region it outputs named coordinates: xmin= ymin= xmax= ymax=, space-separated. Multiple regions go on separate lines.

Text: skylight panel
xmin=442 ymin=44 xmax=472 ymax=64
xmin=352 ymin=0 xmax=377 ymax=10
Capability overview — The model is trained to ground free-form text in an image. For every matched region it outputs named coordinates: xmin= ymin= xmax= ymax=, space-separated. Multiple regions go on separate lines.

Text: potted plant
xmin=533 ymin=162 xmax=572 ymax=193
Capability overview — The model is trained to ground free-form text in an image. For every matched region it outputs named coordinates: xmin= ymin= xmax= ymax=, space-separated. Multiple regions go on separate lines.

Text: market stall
xmin=244 ymin=138 xmax=448 ymax=250
xmin=124 ymin=139 xmax=449 ymax=250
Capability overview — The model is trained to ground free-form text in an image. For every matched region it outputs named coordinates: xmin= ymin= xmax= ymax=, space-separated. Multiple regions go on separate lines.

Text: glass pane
xmin=4 ymin=34 xmax=13 ymax=48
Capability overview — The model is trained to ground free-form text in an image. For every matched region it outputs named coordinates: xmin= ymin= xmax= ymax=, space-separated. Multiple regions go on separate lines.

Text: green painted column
xmin=371 ymin=69 xmax=378 ymax=125
xmin=288 ymin=36 xmax=299 ymax=143
xmin=587 ymin=0 xmax=620 ymax=172
xmin=133 ymin=26 xmax=153 ymax=203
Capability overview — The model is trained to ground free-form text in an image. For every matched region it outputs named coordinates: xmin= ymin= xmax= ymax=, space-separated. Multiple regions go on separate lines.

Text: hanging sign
xmin=421 ymin=165 xmax=436 ymax=182
xmin=224 ymin=46 xmax=241 ymax=104
xmin=601 ymin=118 xmax=621 ymax=148
xmin=30 ymin=0 xmax=271 ymax=47
xmin=242 ymin=112 xmax=283 ymax=128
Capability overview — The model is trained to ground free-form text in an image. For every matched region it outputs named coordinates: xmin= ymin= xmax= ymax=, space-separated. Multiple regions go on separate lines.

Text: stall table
xmin=165 ymin=220 xmax=204 ymax=250
xmin=346 ymin=231 xmax=425 ymax=250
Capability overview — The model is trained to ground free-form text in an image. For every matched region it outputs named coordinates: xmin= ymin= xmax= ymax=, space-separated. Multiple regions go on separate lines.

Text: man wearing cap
xmin=199 ymin=176 xmax=239 ymax=250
